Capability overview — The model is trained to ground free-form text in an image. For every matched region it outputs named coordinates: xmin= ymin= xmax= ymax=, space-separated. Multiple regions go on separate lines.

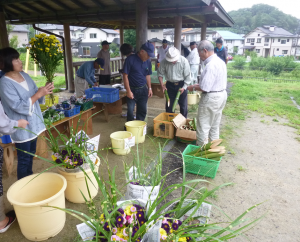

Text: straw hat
xmin=165 ymin=46 xmax=180 ymax=62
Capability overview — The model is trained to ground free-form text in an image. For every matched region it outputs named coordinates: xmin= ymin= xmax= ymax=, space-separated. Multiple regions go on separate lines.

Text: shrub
xmin=16 ymin=47 xmax=27 ymax=53
xmin=249 ymin=57 xmax=268 ymax=70
xmin=232 ymin=56 xmax=246 ymax=69
xmin=266 ymin=57 xmax=285 ymax=75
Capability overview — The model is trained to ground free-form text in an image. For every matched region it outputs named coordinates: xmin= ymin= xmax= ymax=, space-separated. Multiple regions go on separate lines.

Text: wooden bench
xmin=1 ymin=142 xmax=14 ymax=176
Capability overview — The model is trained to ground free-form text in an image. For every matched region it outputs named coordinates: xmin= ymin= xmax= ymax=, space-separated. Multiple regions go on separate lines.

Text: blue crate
xmin=85 ymin=87 xmax=119 ymax=103
xmin=55 ymin=105 xmax=81 ymax=117
xmin=62 ymin=103 xmax=70 ymax=109
xmin=0 ymin=135 xmax=12 ymax=144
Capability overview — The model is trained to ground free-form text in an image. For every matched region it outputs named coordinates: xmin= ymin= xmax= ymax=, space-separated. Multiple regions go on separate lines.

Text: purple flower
xmin=177 ymin=219 xmax=182 ymax=227
xmin=187 ymin=237 xmax=191 ymax=242
xmin=134 ymin=204 xmax=144 ymax=212
xmin=136 ymin=237 xmax=141 ymax=242
xmin=138 ymin=218 xmax=146 ymax=226
xmin=56 ymin=159 xmax=62 ymax=164
xmin=133 ymin=226 xmax=139 ymax=233
xmin=172 ymin=223 xmax=179 ymax=231
xmin=103 ymin=222 xmax=110 ymax=231
xmin=162 ymin=223 xmax=170 ymax=233
xmin=62 ymin=150 xmax=68 ymax=156
xmin=116 ymin=216 xmax=124 ymax=225
xmin=117 ymin=208 xmax=125 ymax=215
xmin=136 ymin=211 xmax=144 ymax=221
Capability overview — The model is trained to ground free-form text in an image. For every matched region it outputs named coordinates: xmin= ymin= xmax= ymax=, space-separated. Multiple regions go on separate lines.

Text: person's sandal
xmin=0 ymin=211 xmax=16 ymax=233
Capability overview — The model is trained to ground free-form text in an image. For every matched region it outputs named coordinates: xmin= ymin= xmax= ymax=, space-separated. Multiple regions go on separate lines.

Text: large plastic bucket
xmin=188 ymin=93 xmax=200 ymax=105
xmin=110 ymin=131 xmax=133 ymax=155
xmin=7 ymin=173 xmax=67 ymax=241
xmin=125 ymin=121 xmax=147 ymax=144
xmin=58 ymin=159 xmax=100 ymax=203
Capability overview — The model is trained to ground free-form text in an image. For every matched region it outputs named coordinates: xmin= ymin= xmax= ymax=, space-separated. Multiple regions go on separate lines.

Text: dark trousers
xmin=15 ymin=138 xmax=37 ymax=180
xmin=127 ymin=85 xmax=148 ymax=122
xmin=166 ymin=81 xmax=188 ymax=118
xmin=99 ymin=75 xmax=111 ymax=85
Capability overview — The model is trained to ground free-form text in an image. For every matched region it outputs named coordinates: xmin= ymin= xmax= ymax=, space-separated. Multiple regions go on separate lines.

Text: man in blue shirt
xmin=74 ymin=58 xmax=105 ymax=97
xmin=123 ymin=42 xmax=154 ymax=121
xmin=214 ymin=38 xmax=228 ymax=65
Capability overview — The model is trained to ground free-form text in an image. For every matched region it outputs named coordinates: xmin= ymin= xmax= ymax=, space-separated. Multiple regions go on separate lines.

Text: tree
xmin=6 ymin=24 xmax=13 ymax=35
xmin=9 ymin=36 xmax=19 ymax=49
xmin=124 ymin=29 xmax=136 ymax=50
xmin=109 ymin=42 xmax=120 ymax=58
xmin=28 ymin=26 xmax=35 ymax=40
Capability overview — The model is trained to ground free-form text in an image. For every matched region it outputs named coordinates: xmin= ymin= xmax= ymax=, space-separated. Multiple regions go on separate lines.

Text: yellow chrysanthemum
xmin=178 ymin=237 xmax=187 ymax=242
xmin=160 ymin=228 xmax=167 ymax=236
xmin=45 ymin=47 xmax=50 ymax=52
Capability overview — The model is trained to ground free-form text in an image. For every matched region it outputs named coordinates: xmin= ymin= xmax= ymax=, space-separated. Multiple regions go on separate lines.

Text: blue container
xmin=56 ymin=105 xmax=81 ymax=118
xmin=0 ymin=135 xmax=12 ymax=144
xmin=85 ymin=87 xmax=119 ymax=103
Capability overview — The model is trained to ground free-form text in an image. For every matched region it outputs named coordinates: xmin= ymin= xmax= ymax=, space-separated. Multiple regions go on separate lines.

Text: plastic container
xmin=40 ymin=94 xmax=59 ymax=111
xmin=57 ymin=159 xmax=100 ymax=203
xmin=56 ymin=105 xmax=81 ymax=117
xmin=0 ymin=135 xmax=12 ymax=144
xmin=125 ymin=121 xmax=147 ymax=144
xmin=85 ymin=87 xmax=119 ymax=103
xmin=182 ymin=145 xmax=221 ymax=179
xmin=110 ymin=131 xmax=133 ymax=155
xmin=187 ymin=93 xmax=200 ymax=105
xmin=153 ymin=113 xmax=178 ymax=139
xmin=7 ymin=173 xmax=67 ymax=241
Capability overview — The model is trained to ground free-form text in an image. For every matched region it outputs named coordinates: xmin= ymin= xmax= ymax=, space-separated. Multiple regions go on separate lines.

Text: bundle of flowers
xmin=52 ymin=149 xmax=84 ymax=169
xmin=96 ymin=203 xmax=148 ymax=242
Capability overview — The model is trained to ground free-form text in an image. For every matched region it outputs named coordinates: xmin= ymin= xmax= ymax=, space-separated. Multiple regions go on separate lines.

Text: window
xmin=226 ymin=40 xmax=233 ymax=44
xmin=257 ymin=38 xmax=261 ymax=43
xmin=83 ymin=47 xmax=90 ymax=56
xmin=247 ymin=39 xmax=250 ymax=43
xmin=287 ymin=39 xmax=290 ymax=42
xmin=277 ymin=48 xmax=279 ymax=51
xmin=78 ymin=34 xmax=84 ymax=38
xmin=273 ymin=39 xmax=275 ymax=43
xmin=191 ymin=34 xmax=195 ymax=41
xmin=247 ymin=38 xmax=255 ymax=43
xmin=258 ymin=34 xmax=260 ymax=36
xmin=265 ymin=38 xmax=269 ymax=43
xmin=59 ymin=32 xmax=64 ymax=36
xmin=282 ymin=50 xmax=288 ymax=54
xmin=90 ymin=33 xmax=97 ymax=39
xmin=151 ymin=29 xmax=159 ymax=32
xmin=278 ymin=39 xmax=280 ymax=42
xmin=281 ymin=40 xmax=286 ymax=44
xmin=256 ymin=49 xmax=260 ymax=53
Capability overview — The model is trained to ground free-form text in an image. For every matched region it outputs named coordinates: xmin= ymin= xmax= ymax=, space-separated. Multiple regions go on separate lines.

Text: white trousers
xmin=74 ymin=75 xmax=89 ymax=98
xmin=190 ymin=64 xmax=199 ymax=85
xmin=196 ymin=90 xmax=227 ymax=145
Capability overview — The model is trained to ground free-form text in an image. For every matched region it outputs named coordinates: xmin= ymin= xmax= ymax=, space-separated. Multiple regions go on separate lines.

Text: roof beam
xmin=69 ymin=0 xmax=88 ymax=10
xmin=8 ymin=4 xmax=31 ymax=15
xmin=35 ymin=1 xmax=57 ymax=13
xmin=20 ymin=2 xmax=43 ymax=14
xmin=51 ymin=0 xmax=71 ymax=11
xmin=112 ymin=0 xmax=123 ymax=7
xmin=89 ymin=0 xmax=105 ymax=9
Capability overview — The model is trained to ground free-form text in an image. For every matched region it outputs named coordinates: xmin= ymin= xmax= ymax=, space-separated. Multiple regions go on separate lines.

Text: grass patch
xmin=224 ymin=78 xmax=300 ymax=140
xmin=237 ymin=165 xmax=247 ymax=172
xmin=30 ymin=74 xmax=66 ymax=90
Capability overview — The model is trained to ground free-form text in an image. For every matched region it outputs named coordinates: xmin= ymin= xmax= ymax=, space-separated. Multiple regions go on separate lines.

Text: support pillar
xmin=136 ymin=0 xmax=148 ymax=51
xmin=63 ymin=23 xmax=75 ymax=92
xmin=201 ymin=23 xmax=207 ymax=41
xmin=174 ymin=16 xmax=182 ymax=52
xmin=120 ymin=24 xmax=124 ymax=62
xmin=0 ymin=10 xmax=9 ymax=48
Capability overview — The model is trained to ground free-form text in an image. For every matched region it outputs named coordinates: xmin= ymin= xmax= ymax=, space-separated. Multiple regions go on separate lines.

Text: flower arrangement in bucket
xmin=28 ymin=33 xmax=64 ymax=102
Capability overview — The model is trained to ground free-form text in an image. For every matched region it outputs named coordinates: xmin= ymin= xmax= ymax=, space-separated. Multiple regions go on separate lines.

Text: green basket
xmin=76 ymin=100 xmax=93 ymax=111
xmin=182 ymin=145 xmax=222 ymax=179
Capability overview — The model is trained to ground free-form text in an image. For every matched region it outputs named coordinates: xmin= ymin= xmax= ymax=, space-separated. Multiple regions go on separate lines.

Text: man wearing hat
xmin=157 ymin=39 xmax=169 ymax=66
xmin=158 ymin=46 xmax=192 ymax=118
xmin=123 ymin=42 xmax=154 ymax=122
xmin=214 ymin=38 xmax=228 ymax=64
xmin=74 ymin=58 xmax=105 ymax=97
xmin=97 ymin=40 xmax=111 ymax=84
xmin=186 ymin=41 xmax=200 ymax=85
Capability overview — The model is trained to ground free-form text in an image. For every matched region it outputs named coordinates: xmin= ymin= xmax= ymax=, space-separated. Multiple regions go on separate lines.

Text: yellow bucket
xmin=125 ymin=121 xmax=147 ymax=144
xmin=7 ymin=173 xmax=67 ymax=241
xmin=110 ymin=131 xmax=133 ymax=155
xmin=40 ymin=94 xmax=59 ymax=111
xmin=187 ymin=93 xmax=201 ymax=105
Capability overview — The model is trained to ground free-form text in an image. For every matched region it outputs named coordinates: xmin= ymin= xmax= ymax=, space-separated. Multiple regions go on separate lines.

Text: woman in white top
xmin=0 ymin=47 xmax=54 ymax=180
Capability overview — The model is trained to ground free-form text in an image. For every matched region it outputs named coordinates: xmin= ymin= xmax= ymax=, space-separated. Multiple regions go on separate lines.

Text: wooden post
xmin=136 ymin=0 xmax=148 ymax=51
xmin=63 ymin=23 xmax=75 ymax=92
xmin=201 ymin=23 xmax=207 ymax=41
xmin=25 ymin=48 xmax=30 ymax=73
xmin=0 ymin=9 xmax=9 ymax=48
xmin=174 ymin=16 xmax=182 ymax=52
xmin=120 ymin=24 xmax=124 ymax=63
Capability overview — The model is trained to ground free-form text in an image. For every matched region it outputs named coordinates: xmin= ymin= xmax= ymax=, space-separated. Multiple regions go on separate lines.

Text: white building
xmin=9 ymin=25 xmax=29 ymax=47
xmin=243 ymin=25 xmax=296 ymax=57
xmin=291 ymin=38 xmax=300 ymax=59
xmin=214 ymin=31 xmax=244 ymax=55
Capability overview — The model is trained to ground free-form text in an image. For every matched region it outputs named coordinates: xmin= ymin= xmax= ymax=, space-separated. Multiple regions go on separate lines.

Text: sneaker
xmin=0 ymin=211 xmax=16 ymax=233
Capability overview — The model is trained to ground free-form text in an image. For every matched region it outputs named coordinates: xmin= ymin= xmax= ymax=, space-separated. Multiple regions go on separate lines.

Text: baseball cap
xmin=95 ymin=58 xmax=105 ymax=68
xmin=101 ymin=40 xmax=111 ymax=46
xmin=141 ymin=42 xmax=155 ymax=57
xmin=162 ymin=39 xmax=168 ymax=44
xmin=216 ymin=38 xmax=223 ymax=44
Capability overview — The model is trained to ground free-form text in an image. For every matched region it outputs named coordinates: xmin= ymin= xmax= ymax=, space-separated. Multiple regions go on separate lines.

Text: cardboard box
xmin=172 ymin=113 xmax=197 ymax=140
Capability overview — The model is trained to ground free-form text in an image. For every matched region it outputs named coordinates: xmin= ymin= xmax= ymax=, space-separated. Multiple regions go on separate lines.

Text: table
xmin=93 ymin=92 xmax=127 ymax=122
xmin=36 ymin=106 xmax=95 ymax=158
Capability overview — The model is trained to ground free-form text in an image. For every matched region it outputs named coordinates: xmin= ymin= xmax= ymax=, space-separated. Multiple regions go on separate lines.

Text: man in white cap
xmin=186 ymin=41 xmax=200 ymax=85
xmin=158 ymin=46 xmax=191 ymax=118
xmin=157 ymin=39 xmax=169 ymax=66
xmin=187 ymin=40 xmax=227 ymax=145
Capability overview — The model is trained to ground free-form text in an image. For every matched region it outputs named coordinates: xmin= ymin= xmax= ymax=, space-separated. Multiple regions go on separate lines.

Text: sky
xmin=220 ymin=0 xmax=299 ymax=19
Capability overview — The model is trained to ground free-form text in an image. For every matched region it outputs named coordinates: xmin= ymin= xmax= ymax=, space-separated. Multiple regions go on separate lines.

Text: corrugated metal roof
xmin=216 ymin=31 xmax=244 ymax=40
xmin=258 ymin=26 xmax=294 ymax=37
xmin=101 ymin=29 xmax=119 ymax=34
xmin=11 ymin=25 xmax=29 ymax=32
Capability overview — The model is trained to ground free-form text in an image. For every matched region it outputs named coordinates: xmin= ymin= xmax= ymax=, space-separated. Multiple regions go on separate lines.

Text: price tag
xmin=143 ymin=125 xmax=147 ymax=135
xmin=124 ymin=136 xmax=136 ymax=150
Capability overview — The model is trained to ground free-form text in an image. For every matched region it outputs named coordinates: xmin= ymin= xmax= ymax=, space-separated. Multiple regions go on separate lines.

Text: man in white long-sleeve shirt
xmin=187 ymin=40 xmax=227 ymax=145
xmin=186 ymin=41 xmax=200 ymax=85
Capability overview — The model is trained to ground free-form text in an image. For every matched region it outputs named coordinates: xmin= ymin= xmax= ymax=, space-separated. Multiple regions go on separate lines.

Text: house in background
xmin=291 ymin=38 xmax=300 ymax=59
xmin=9 ymin=25 xmax=29 ymax=47
xmin=215 ymin=31 xmax=244 ymax=55
xmin=243 ymin=25 xmax=296 ymax=57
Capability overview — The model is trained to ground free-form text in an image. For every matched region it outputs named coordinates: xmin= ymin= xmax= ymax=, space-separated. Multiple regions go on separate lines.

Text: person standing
xmin=74 ymin=58 xmax=104 ymax=97
xmin=186 ymin=41 xmax=200 ymax=85
xmin=158 ymin=47 xmax=191 ymax=118
xmin=123 ymin=42 xmax=154 ymax=121
xmin=187 ymin=40 xmax=227 ymax=145
xmin=157 ymin=39 xmax=169 ymax=67
xmin=214 ymin=38 xmax=228 ymax=65
xmin=97 ymin=41 xmax=111 ymax=85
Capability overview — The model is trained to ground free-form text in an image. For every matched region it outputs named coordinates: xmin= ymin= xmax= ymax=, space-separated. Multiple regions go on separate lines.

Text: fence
xmin=228 ymin=75 xmax=300 ymax=83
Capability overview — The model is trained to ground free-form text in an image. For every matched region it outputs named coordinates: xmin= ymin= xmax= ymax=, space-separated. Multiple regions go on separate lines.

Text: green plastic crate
xmin=182 ymin=145 xmax=222 ymax=179
xmin=76 ymin=100 xmax=93 ymax=111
